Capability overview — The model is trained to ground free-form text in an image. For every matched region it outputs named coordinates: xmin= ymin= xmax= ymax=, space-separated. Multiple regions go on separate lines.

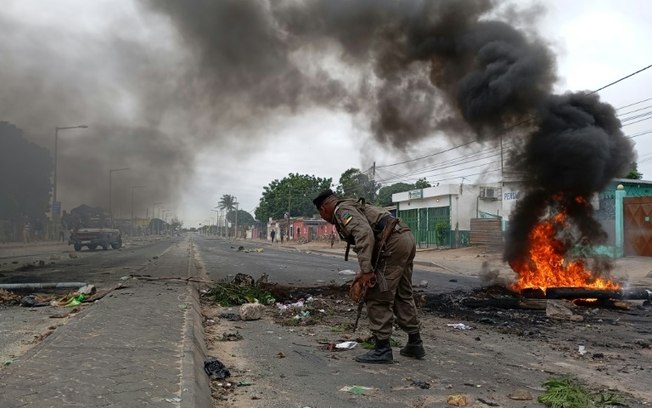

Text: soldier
xmin=312 ymin=189 xmax=424 ymax=364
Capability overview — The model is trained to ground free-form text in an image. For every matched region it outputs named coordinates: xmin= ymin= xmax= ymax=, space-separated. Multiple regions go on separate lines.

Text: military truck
xmin=66 ymin=204 xmax=122 ymax=251
xmin=69 ymin=228 xmax=122 ymax=251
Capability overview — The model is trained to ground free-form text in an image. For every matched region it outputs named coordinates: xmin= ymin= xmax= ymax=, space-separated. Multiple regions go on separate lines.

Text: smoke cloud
xmin=0 ymin=0 xmax=634 ymax=246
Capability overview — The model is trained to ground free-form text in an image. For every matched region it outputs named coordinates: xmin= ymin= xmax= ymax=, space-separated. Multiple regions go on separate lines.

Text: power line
xmin=616 ymin=97 xmax=652 ymax=111
xmin=617 ymin=105 xmax=652 ymax=117
xmin=375 ymin=65 xmax=652 ymax=171
xmin=627 ymin=129 xmax=652 ymax=139
xmin=622 ymin=116 xmax=652 ymax=127
xmin=591 ymin=64 xmax=652 ymax=94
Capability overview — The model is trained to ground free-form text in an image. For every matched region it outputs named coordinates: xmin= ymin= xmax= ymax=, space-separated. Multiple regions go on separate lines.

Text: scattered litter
xmin=277 ymin=352 xmax=286 ymax=358
xmin=204 ymin=357 xmax=231 ymax=380
xmin=237 ymin=380 xmax=253 ymax=387
xmin=164 ymin=397 xmax=181 ymax=403
xmin=339 ymin=385 xmax=377 ymax=395
xmin=507 ymin=388 xmax=533 ymax=400
xmin=410 ymin=380 xmax=431 ymax=389
xmin=77 ymin=284 xmax=96 ymax=296
xmin=415 ymin=280 xmax=429 ymax=288
xmin=62 ymin=294 xmax=85 ymax=307
xmin=178 ymin=303 xmax=188 ymax=310
xmin=335 ymin=341 xmax=358 ymax=350
xmin=578 ymin=345 xmax=587 ymax=355
xmin=240 ymin=302 xmax=265 ymax=320
xmin=447 ymin=394 xmax=468 ymax=406
xmin=447 ymin=323 xmax=472 ymax=330
xmin=477 ymin=397 xmax=499 ymax=406
xmin=20 ymin=295 xmax=49 ymax=307
xmin=218 ymin=312 xmax=241 ymax=321
xmin=337 ymin=269 xmax=356 ymax=275
xmin=220 ymin=331 xmax=243 ymax=341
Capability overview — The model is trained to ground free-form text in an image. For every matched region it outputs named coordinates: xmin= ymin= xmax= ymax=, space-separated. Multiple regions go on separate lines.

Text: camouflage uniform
xmin=332 ymin=199 xmax=420 ymax=341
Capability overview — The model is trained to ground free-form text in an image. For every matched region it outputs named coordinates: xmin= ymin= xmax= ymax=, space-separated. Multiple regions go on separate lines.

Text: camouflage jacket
xmin=332 ymin=199 xmax=392 ymax=273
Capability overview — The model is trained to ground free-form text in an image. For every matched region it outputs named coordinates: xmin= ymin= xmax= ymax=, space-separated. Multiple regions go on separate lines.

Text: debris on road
xmin=339 ymin=385 xmax=377 ymax=395
xmin=335 ymin=341 xmax=357 ymax=350
xmin=239 ymin=302 xmax=265 ymax=320
xmin=507 ymin=388 xmax=533 ymax=400
xmin=447 ymin=323 xmax=472 ymax=330
xmin=219 ymin=330 xmax=243 ymax=341
xmin=409 ymin=379 xmax=431 ymax=389
xmin=447 ymin=393 xmax=468 ymax=406
xmin=204 ymin=357 xmax=231 ymax=380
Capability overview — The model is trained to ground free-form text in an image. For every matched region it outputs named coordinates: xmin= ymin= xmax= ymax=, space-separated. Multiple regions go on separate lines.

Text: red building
xmin=254 ymin=217 xmax=336 ymax=242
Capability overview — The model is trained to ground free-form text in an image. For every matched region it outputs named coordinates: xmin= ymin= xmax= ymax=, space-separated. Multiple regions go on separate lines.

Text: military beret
xmin=312 ymin=189 xmax=335 ymax=208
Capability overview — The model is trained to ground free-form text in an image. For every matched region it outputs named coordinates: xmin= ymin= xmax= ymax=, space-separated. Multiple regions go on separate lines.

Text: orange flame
xmin=510 ymin=207 xmax=620 ymax=292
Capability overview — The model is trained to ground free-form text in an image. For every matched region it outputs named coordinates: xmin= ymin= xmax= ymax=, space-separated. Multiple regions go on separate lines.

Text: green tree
xmin=624 ymin=162 xmax=643 ymax=179
xmin=0 ymin=122 xmax=53 ymax=240
xmin=255 ymin=173 xmax=332 ymax=222
xmin=336 ymin=168 xmax=379 ymax=201
xmin=169 ymin=216 xmax=183 ymax=231
xmin=376 ymin=182 xmax=414 ymax=207
xmin=414 ymin=178 xmax=432 ymax=189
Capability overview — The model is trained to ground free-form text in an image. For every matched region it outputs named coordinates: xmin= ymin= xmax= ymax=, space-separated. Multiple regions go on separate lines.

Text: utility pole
xmin=233 ymin=197 xmax=239 ymax=240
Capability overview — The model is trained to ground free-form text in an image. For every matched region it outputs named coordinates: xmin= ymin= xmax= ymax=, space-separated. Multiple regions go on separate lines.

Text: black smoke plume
xmin=145 ymin=0 xmax=633 ymax=262
xmin=1 ymin=0 xmax=634 ymax=250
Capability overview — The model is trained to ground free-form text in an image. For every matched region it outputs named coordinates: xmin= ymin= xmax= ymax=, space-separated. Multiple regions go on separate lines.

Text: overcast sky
xmin=1 ymin=0 xmax=650 ymax=227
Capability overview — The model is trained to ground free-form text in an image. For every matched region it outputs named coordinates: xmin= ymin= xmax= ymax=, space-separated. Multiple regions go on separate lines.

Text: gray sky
xmin=1 ymin=0 xmax=650 ymax=227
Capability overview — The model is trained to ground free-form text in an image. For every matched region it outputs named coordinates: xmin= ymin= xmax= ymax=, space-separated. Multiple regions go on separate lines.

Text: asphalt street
xmin=193 ymin=234 xmax=480 ymax=294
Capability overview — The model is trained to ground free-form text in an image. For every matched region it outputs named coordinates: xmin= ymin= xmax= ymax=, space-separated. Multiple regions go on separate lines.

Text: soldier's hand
xmin=354 ymin=271 xmax=376 ymax=289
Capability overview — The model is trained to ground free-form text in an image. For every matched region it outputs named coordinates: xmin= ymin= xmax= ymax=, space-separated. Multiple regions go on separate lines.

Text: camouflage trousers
xmin=365 ymin=229 xmax=420 ymax=340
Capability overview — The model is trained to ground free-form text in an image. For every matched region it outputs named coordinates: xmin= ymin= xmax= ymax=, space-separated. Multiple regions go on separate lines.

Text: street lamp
xmin=52 ymin=125 xmax=88 ymax=239
xmin=130 ymin=185 xmax=145 ymax=236
xmin=109 ymin=167 xmax=130 ymax=228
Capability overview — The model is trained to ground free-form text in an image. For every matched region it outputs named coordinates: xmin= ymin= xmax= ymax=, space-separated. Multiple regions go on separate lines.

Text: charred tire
xmin=74 ymin=243 xmax=82 ymax=251
xmin=88 ymin=244 xmax=98 ymax=251
xmin=111 ymin=242 xmax=122 ymax=249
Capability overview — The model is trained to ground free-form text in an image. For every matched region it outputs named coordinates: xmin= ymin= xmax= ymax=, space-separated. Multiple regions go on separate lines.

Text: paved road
xmin=194 ymin=235 xmax=480 ymax=293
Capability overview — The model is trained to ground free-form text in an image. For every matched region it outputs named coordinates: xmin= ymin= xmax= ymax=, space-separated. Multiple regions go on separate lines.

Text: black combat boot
xmin=354 ymin=338 xmax=393 ymax=364
xmin=400 ymin=332 xmax=426 ymax=359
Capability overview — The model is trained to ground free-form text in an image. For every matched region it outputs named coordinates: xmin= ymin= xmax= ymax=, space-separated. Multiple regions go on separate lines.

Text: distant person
xmin=313 ymin=189 xmax=423 ymax=364
xmin=270 ymin=229 xmax=276 ymax=243
xmin=330 ymin=232 xmax=335 ymax=248
xmin=280 ymin=233 xmax=284 ymax=244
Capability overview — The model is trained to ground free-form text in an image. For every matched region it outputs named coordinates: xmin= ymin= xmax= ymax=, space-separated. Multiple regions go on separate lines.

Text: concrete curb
xmin=180 ymin=241 xmax=212 ymax=408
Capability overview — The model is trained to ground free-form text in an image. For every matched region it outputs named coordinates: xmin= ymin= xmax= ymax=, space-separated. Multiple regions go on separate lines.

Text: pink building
xmin=256 ymin=217 xmax=336 ymax=242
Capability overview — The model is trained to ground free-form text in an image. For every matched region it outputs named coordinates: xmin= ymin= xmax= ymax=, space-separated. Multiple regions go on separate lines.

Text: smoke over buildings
xmin=0 ymin=0 xmax=635 ymax=248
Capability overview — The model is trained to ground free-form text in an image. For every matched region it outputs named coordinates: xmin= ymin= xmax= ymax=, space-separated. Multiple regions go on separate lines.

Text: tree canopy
xmin=336 ymin=168 xmax=379 ymax=201
xmin=0 ymin=122 xmax=52 ymax=224
xmin=624 ymin=162 xmax=643 ymax=180
xmin=375 ymin=178 xmax=431 ymax=207
xmin=255 ymin=173 xmax=332 ymax=221
xmin=217 ymin=194 xmax=238 ymax=212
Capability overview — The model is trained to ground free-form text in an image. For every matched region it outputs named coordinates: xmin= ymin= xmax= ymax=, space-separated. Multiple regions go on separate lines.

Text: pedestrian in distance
xmin=312 ymin=189 xmax=425 ymax=364
xmin=270 ymin=229 xmax=276 ymax=243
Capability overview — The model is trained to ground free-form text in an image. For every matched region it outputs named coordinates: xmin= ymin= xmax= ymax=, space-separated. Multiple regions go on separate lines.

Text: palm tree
xmin=218 ymin=194 xmax=237 ymax=237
